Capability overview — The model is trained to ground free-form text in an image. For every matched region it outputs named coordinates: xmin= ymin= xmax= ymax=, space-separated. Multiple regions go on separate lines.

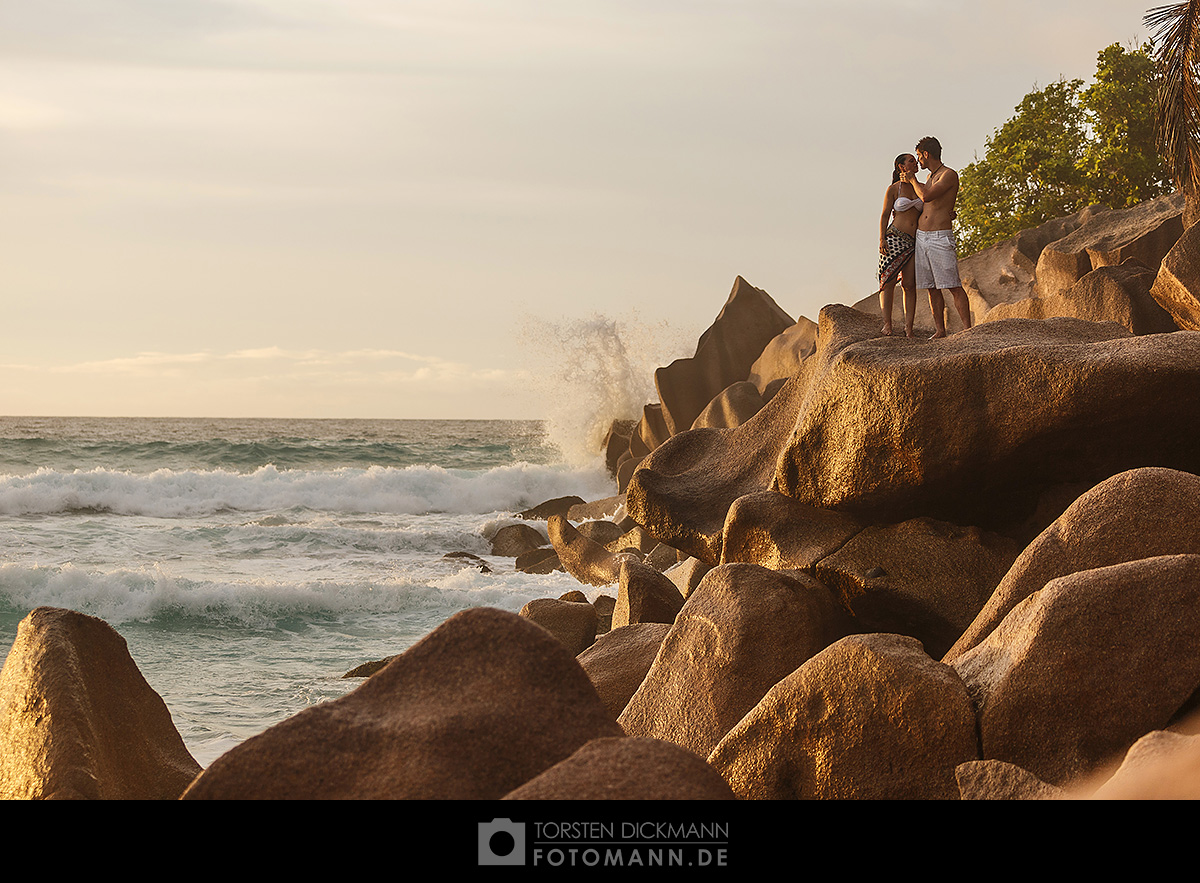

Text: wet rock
xmin=490 ymin=523 xmax=549 ymax=557
xmin=0 ymin=607 xmax=201 ymax=800
xmin=518 ymin=496 xmax=587 ymax=521
xmin=516 ymin=547 xmax=563 ymax=574
xmin=182 ymin=607 xmax=623 ymax=799
xmin=708 ymin=633 xmax=977 ymax=799
xmin=443 ymin=551 xmax=492 ymax=572
xmin=503 ymin=736 xmax=735 ymax=800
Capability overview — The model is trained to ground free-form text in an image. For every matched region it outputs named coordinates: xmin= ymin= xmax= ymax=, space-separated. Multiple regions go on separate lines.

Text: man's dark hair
xmin=915 ymin=136 xmax=942 ymax=160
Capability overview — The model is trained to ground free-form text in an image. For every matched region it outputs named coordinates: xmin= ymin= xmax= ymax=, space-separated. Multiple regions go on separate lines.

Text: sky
xmin=0 ymin=0 xmax=1154 ymax=421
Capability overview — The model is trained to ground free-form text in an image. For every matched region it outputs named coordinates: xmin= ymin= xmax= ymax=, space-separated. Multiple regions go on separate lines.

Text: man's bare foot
xmin=905 ymin=329 xmax=914 ymax=339
xmin=929 ymin=330 xmax=947 ymax=339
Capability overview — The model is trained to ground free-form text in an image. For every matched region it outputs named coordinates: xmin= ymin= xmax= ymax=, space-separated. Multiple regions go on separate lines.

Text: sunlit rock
xmin=576 ymin=623 xmax=671 ymax=720
xmin=951 ymin=555 xmax=1200 ymax=786
xmin=690 ymin=381 xmax=765 ymax=431
xmin=955 ymin=759 xmax=1064 ymax=800
xmin=945 ymin=468 xmax=1200 ymax=661
xmin=0 ymin=607 xmax=200 ymax=800
xmin=708 ymin=633 xmax=977 ymax=799
xmin=617 ymin=564 xmax=849 ymax=760
xmin=503 ymin=736 xmax=734 ymax=800
xmin=1151 ymin=218 xmax=1200 ymax=329
xmin=182 ymin=607 xmax=623 ymax=799
xmin=519 ymin=598 xmax=599 ymax=656
xmin=612 ymin=557 xmax=685 ymax=629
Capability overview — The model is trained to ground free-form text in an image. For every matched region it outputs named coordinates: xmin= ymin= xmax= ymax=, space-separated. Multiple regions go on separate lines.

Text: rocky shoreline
xmin=4 ymin=191 xmax=1200 ymax=799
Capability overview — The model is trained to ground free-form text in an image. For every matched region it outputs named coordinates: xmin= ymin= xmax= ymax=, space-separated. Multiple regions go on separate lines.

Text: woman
xmin=877 ymin=153 xmax=922 ymax=337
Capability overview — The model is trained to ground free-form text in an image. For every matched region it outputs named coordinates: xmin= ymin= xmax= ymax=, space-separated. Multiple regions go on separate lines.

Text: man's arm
xmin=909 ymin=167 xmax=958 ymax=202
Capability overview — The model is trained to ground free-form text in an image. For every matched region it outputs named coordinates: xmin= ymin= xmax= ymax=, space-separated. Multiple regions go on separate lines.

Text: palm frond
xmin=1146 ymin=2 xmax=1200 ymax=190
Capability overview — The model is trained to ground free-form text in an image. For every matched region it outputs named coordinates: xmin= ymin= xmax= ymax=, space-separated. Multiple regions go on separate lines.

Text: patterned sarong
xmin=878 ymin=224 xmax=916 ymax=288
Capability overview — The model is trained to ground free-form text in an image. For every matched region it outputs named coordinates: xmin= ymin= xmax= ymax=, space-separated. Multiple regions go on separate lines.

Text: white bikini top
xmin=894 ymin=195 xmax=924 ymax=214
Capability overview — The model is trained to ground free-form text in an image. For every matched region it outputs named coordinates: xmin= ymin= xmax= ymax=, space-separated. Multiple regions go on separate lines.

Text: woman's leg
xmin=900 ymin=257 xmax=916 ymax=338
xmin=879 ymin=280 xmax=896 ymax=335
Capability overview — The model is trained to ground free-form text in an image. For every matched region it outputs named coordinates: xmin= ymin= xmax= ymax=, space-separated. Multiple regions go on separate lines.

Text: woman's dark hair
xmin=892 ymin=154 xmax=913 ymax=183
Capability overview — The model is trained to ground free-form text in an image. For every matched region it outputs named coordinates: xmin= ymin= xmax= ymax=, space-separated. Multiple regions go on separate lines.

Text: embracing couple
xmin=877 ymin=136 xmax=972 ymax=339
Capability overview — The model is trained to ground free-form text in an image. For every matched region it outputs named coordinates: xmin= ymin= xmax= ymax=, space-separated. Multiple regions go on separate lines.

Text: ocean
xmin=0 ymin=416 xmax=618 ymax=767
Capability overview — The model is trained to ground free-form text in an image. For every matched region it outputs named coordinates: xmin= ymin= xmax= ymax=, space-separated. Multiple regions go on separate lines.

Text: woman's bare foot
xmin=929 ymin=330 xmax=947 ymax=339
xmin=881 ymin=324 xmax=893 ymax=336
xmin=905 ymin=328 xmax=914 ymax=339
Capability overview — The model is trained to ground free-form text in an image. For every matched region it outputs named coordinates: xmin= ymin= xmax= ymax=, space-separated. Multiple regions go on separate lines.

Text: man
xmin=902 ymin=136 xmax=972 ymax=337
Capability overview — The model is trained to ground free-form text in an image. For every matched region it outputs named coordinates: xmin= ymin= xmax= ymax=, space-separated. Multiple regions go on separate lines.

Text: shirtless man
xmin=900 ymin=136 xmax=972 ymax=338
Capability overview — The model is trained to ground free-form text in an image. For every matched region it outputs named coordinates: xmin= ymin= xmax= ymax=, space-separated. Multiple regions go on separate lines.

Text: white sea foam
xmin=518 ymin=312 xmax=700 ymax=464
xmin=0 ymin=460 xmax=615 ymax=518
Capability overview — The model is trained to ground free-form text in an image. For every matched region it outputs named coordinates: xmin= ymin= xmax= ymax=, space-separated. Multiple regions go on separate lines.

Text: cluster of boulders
xmin=4 ymin=191 xmax=1200 ymax=798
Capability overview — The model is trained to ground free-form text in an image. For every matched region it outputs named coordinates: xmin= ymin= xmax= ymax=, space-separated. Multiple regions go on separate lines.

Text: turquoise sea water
xmin=0 ymin=417 xmax=616 ymax=766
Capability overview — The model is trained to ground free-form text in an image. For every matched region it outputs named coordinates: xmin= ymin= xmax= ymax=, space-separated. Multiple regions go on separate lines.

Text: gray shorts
xmin=915 ymin=228 xmax=961 ymax=289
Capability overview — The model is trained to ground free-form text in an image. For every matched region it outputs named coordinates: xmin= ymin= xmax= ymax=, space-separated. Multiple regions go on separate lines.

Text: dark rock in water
xmin=503 ymin=736 xmax=735 ymax=800
xmin=576 ymin=623 xmax=671 ymax=719
xmin=0 ymin=607 xmax=201 ymax=800
xmin=946 ymin=467 xmax=1200 ymax=661
xmin=558 ymin=590 xmax=589 ymax=603
xmin=519 ymin=598 xmax=599 ymax=656
xmin=443 ymin=551 xmax=491 ymax=573
xmin=490 ymin=523 xmax=549 ymax=557
xmin=567 ymin=494 xmax=626 ymax=522
xmin=182 ymin=607 xmax=623 ymax=799
xmin=951 ymin=554 xmax=1200 ymax=787
xmin=654 ymin=276 xmax=794 ymax=436
xmin=516 ymin=546 xmax=563 ymax=574
xmin=955 ymin=760 xmax=1064 ymax=800
xmin=518 ymin=496 xmax=586 ymax=521
xmin=576 ymin=519 xmax=624 ymax=547
xmin=708 ymin=633 xmax=977 ymax=799
xmin=343 ymin=655 xmax=400 ymax=679
xmin=618 ymin=564 xmax=850 ymax=760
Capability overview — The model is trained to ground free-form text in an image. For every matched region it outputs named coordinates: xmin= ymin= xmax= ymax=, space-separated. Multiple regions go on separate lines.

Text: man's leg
xmin=947 ymin=286 xmax=972 ymax=330
xmin=928 ymin=288 xmax=947 ymax=338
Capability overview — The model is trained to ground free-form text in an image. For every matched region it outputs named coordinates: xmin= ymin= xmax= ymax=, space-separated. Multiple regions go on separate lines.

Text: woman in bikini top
xmin=877 ymin=153 xmax=922 ymax=337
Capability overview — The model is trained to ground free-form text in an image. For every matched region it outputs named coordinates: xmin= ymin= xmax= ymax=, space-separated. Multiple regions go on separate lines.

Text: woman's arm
xmin=879 ymin=185 xmax=897 ymax=254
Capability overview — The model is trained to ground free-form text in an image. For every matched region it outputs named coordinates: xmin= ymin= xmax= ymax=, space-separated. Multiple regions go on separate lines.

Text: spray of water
xmin=517 ymin=311 xmax=701 ymax=465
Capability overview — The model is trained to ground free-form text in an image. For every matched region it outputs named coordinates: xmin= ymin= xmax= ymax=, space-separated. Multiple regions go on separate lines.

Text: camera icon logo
xmin=478 ymin=818 xmax=526 ymax=866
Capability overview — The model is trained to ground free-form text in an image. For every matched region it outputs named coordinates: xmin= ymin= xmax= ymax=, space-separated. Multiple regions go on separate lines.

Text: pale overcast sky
xmin=0 ymin=0 xmax=1152 ymax=419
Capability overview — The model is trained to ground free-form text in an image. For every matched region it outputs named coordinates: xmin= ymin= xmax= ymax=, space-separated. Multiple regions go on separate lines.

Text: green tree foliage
xmin=957 ymin=43 xmax=1172 ymax=255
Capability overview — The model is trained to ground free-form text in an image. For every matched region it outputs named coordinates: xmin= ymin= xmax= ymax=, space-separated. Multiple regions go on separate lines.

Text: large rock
xmin=576 ymin=623 xmax=672 ymax=719
xmin=1090 ymin=730 xmax=1200 ymax=799
xmin=1034 ymin=191 xmax=1185 ymax=299
xmin=690 ymin=381 xmax=765 ymax=430
xmin=747 ymin=317 xmax=819 ymax=397
xmin=0 ymin=607 xmax=201 ymax=800
xmin=981 ymin=260 xmax=1177 ymax=336
xmin=708 ymin=633 xmax=977 ymax=799
xmin=519 ymin=598 xmax=599 ymax=656
xmin=812 ymin=516 xmax=1020 ymax=659
xmin=632 ymin=305 xmax=1200 ymax=558
xmin=617 ymin=564 xmax=850 ymax=759
xmin=955 ymin=760 xmax=1064 ymax=800
xmin=636 ymin=402 xmax=672 ymax=453
xmin=612 ymin=557 xmax=685 ymax=629
xmin=548 ymin=514 xmax=638 ymax=587
xmin=502 ymin=736 xmax=734 ymax=800
xmin=654 ymin=276 xmax=794 ymax=436
xmin=951 ymin=555 xmax=1200 ymax=786
xmin=489 ymin=523 xmax=549 ymax=557
xmin=720 ymin=490 xmax=864 ymax=571
xmin=958 ymin=204 xmax=1109 ymax=308
xmin=945 ymin=468 xmax=1200 ymax=661
xmin=1150 ymin=217 xmax=1200 ymax=329
xmin=182 ymin=607 xmax=623 ymax=799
